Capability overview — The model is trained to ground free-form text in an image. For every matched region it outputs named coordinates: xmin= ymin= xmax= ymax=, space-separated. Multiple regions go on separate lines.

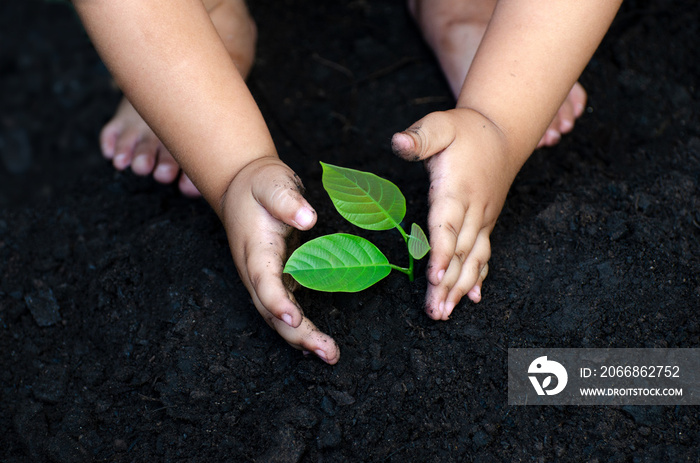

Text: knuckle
xmin=444 ymin=219 xmax=461 ymax=238
xmin=428 ymin=221 xmax=459 ymax=242
xmin=248 ymin=268 xmax=264 ymax=292
xmin=268 ymin=180 xmax=304 ymax=216
xmin=470 ymin=258 xmax=483 ymax=276
xmin=470 ymin=253 xmax=490 ymax=278
xmin=425 ymin=110 xmax=450 ymax=128
xmin=455 ymin=248 xmax=468 ymax=265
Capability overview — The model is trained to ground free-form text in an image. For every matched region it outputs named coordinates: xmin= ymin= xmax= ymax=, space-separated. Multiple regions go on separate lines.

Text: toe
xmin=538 ymin=127 xmax=560 ymax=148
xmin=178 ymin=173 xmax=202 ymax=198
xmin=570 ymin=82 xmax=587 ymax=118
xmin=99 ymin=120 xmax=122 ymax=160
xmin=537 ymin=82 xmax=587 ymax=148
xmin=556 ymin=100 xmax=576 ymax=135
xmin=130 ymin=138 xmax=160 ymax=175
xmin=545 ymin=128 xmax=561 ymax=146
xmin=153 ymin=147 xmax=180 ymax=184
xmin=111 ymin=128 xmax=141 ymax=170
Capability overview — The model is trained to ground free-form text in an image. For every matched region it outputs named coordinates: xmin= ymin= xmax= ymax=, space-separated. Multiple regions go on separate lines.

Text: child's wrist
xmin=450 ymin=106 xmax=526 ymax=177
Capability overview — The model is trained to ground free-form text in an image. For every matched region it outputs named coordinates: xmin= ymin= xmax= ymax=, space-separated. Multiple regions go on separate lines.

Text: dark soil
xmin=2 ymin=0 xmax=699 ymax=461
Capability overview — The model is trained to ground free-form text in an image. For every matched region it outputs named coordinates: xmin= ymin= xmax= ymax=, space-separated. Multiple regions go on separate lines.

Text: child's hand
xmin=221 ymin=157 xmax=340 ymax=364
xmin=392 ymin=108 xmax=517 ymax=320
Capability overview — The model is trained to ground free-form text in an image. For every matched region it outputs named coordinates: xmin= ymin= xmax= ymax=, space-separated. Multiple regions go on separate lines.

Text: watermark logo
xmin=528 ymin=356 xmax=568 ymax=396
xmin=509 ymin=349 xmax=698 ymax=405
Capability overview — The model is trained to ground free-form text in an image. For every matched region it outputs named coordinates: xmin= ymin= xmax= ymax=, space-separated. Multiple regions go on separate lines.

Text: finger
xmin=271 ymin=316 xmax=340 ymax=365
xmin=424 ymin=281 xmax=449 ymax=321
xmin=426 ymin=225 xmax=490 ymax=320
xmin=244 ymin=234 xmax=304 ymax=329
xmin=425 ymin=190 xmax=483 ymax=287
xmin=425 ymin=196 xmax=463 ymax=286
xmin=427 ymin=236 xmax=467 ymax=320
xmin=251 ymin=164 xmax=317 ymax=231
xmin=445 ymin=230 xmax=491 ymax=314
xmin=467 ymin=262 xmax=489 ymax=303
xmin=391 ymin=111 xmax=456 ymax=162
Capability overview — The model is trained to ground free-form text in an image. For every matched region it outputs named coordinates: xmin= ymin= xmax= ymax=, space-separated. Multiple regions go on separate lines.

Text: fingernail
xmin=469 ymin=286 xmax=481 ymax=302
xmin=282 ymin=313 xmax=293 ymax=327
xmin=560 ymin=119 xmax=573 ymax=132
xmin=438 ymin=301 xmax=445 ymax=317
xmin=437 ymin=269 xmax=445 ymax=283
xmin=574 ymin=103 xmax=585 ymax=116
xmin=294 ymin=207 xmax=315 ymax=228
xmin=444 ymin=301 xmax=455 ymax=318
xmin=314 ymin=349 xmax=328 ymax=362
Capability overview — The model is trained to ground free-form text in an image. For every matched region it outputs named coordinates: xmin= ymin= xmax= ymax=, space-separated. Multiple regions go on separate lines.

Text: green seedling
xmin=283 ymin=162 xmax=430 ymax=292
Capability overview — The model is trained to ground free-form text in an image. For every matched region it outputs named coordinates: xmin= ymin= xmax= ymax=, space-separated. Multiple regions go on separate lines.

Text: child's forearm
xmin=457 ymin=0 xmax=621 ymax=170
xmin=73 ymin=0 xmax=275 ymax=215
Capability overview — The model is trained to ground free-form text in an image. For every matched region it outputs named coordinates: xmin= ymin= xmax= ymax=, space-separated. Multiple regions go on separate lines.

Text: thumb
xmin=392 ymin=111 xmax=457 ymax=162
xmin=252 ymin=162 xmax=317 ymax=231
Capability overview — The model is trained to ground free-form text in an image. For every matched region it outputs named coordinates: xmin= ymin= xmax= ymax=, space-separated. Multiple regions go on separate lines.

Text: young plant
xmin=283 ymin=162 xmax=430 ymax=292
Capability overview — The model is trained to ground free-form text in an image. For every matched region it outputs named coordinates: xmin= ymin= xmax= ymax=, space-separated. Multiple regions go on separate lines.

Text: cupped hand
xmin=392 ymin=108 xmax=516 ymax=320
xmin=221 ymin=157 xmax=340 ymax=364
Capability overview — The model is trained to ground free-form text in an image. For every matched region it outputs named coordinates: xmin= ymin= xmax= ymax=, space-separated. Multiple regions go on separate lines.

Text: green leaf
xmin=283 ymin=233 xmax=392 ymax=292
xmin=407 ymin=223 xmax=431 ymax=260
xmin=321 ymin=162 xmax=406 ymax=231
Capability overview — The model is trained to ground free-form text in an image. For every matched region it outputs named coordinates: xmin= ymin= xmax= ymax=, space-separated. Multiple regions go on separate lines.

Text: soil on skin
xmin=1 ymin=0 xmax=699 ymax=461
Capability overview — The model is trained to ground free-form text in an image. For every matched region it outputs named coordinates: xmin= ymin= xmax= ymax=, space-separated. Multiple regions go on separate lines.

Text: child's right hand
xmin=393 ymin=108 xmax=515 ymax=320
xmin=221 ymin=157 xmax=340 ymax=364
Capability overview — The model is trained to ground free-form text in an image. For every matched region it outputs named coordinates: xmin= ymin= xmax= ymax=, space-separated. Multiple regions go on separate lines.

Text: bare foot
xmin=100 ymin=0 xmax=257 ymax=197
xmin=408 ymin=0 xmax=587 ymax=148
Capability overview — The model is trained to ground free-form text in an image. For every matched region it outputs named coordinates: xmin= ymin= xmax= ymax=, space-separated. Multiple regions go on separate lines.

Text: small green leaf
xmin=283 ymin=233 xmax=392 ymax=292
xmin=321 ymin=162 xmax=406 ymax=231
xmin=407 ymin=223 xmax=431 ymax=260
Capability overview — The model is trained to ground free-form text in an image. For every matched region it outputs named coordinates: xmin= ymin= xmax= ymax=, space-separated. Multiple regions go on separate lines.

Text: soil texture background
xmin=1 ymin=0 xmax=699 ymax=461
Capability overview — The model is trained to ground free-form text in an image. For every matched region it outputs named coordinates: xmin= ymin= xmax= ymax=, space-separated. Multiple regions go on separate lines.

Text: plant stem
xmin=389 ymin=264 xmax=412 ymax=277
xmin=395 ymin=224 xmax=414 ymax=282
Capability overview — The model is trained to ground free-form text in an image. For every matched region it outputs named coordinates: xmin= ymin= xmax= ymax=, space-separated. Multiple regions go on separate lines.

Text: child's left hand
xmin=392 ymin=108 xmax=519 ymax=320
